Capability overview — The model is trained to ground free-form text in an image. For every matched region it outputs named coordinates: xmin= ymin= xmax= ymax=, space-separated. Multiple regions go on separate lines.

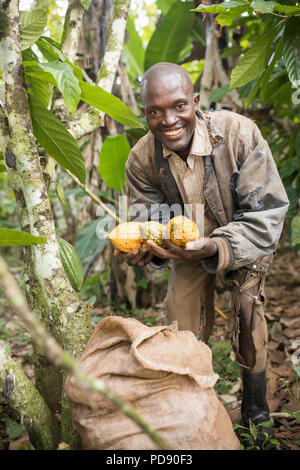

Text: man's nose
xmin=162 ymin=110 xmax=177 ymax=127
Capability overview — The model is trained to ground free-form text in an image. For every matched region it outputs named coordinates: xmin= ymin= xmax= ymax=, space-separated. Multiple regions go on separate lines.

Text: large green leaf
xmin=79 ymin=80 xmax=145 ymax=129
xmin=291 ymin=212 xmax=300 ymax=252
xmin=251 ymin=0 xmax=276 ymax=13
xmin=230 ymin=22 xmax=284 ymax=88
xmin=283 ymin=17 xmax=300 ymax=89
xmin=244 ymin=35 xmax=283 ymax=107
xmin=192 ymin=1 xmax=247 ymax=13
xmin=36 ymin=36 xmax=65 ymax=62
xmin=20 ymin=10 xmax=47 ymax=51
xmin=209 ymin=85 xmax=230 ymax=103
xmin=24 ymin=61 xmax=81 ymax=114
xmin=144 ymin=2 xmax=195 ymax=71
xmin=215 ymin=5 xmax=251 ymax=26
xmin=36 ymin=37 xmax=94 ymax=85
xmin=25 ymin=74 xmax=53 ymax=109
xmin=123 ymin=16 xmax=145 ymax=77
xmin=98 ymin=135 xmax=130 ymax=192
xmin=157 ymin=0 xmax=176 ymax=15
xmin=275 ymin=3 xmax=300 ymax=15
xmin=0 ymin=228 xmax=46 ymax=246
xmin=28 ymin=95 xmax=86 ymax=183
xmin=75 ymin=216 xmax=111 ymax=261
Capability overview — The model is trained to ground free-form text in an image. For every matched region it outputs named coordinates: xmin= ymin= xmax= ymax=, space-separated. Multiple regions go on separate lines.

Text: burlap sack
xmin=65 ymin=316 xmax=240 ymax=450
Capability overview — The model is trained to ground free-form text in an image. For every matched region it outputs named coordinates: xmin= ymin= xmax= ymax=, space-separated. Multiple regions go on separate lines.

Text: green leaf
xmin=99 ymin=135 xmax=130 ymax=192
xmin=230 ymin=22 xmax=283 ymax=88
xmin=208 ymin=84 xmax=230 ymax=103
xmin=0 ymin=229 xmax=46 ymax=246
xmin=75 ymin=216 xmax=111 ymax=261
xmin=79 ymin=80 xmax=145 ymax=129
xmin=25 ymin=74 xmax=53 ymax=109
xmin=78 ymin=0 xmax=93 ymax=11
xmin=157 ymin=0 xmax=176 ymax=15
xmin=144 ymin=2 xmax=195 ymax=70
xmin=123 ymin=16 xmax=145 ymax=77
xmin=192 ymin=1 xmax=247 ymax=13
xmin=5 ymin=420 xmax=23 ymax=439
xmin=275 ymin=3 xmax=300 ymax=15
xmin=181 ymin=59 xmax=205 ymax=84
xmin=24 ymin=61 xmax=81 ymax=115
xmin=244 ymin=35 xmax=283 ymax=107
xmin=216 ymin=5 xmax=251 ymax=26
xmin=28 ymin=95 xmax=86 ymax=183
xmin=36 ymin=37 xmax=94 ymax=85
xmin=251 ymin=0 xmax=276 ymax=13
xmin=20 ymin=10 xmax=47 ymax=51
xmin=56 ymin=184 xmax=66 ymax=206
xmin=291 ymin=212 xmax=300 ymax=252
xmin=125 ymin=127 xmax=148 ymax=140
xmin=36 ymin=36 xmax=65 ymax=62
xmin=0 ymin=162 xmax=7 ymax=173
xmin=283 ymin=17 xmax=300 ymax=88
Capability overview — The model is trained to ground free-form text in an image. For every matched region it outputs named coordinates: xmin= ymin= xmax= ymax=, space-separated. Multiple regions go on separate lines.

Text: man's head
xmin=140 ymin=62 xmax=199 ymax=158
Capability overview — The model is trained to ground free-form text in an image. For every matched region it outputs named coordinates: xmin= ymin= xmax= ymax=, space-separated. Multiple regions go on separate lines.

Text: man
xmin=114 ymin=62 xmax=289 ymax=438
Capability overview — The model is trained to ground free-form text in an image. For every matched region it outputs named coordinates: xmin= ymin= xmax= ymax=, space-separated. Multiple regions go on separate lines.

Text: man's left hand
xmin=144 ymin=237 xmax=218 ymax=261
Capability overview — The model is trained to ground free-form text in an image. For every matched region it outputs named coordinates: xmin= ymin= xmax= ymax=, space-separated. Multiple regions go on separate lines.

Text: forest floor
xmin=0 ymin=241 xmax=299 ymax=450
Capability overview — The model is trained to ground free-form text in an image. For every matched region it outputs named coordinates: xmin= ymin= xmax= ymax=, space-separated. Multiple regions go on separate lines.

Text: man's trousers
xmin=165 ymin=260 xmax=269 ymax=372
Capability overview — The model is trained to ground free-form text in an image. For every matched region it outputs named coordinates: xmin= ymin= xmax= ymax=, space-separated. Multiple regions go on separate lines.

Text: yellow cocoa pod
xmin=108 ymin=222 xmax=142 ymax=253
xmin=140 ymin=221 xmax=168 ymax=248
xmin=167 ymin=216 xmax=199 ymax=247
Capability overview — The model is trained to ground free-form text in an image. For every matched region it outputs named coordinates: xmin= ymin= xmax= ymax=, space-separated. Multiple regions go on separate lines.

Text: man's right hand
xmin=113 ymin=246 xmax=154 ymax=267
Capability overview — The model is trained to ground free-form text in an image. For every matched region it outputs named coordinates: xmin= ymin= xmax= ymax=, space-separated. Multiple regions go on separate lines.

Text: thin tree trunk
xmin=0 ymin=342 xmax=60 ymax=449
xmin=0 ymin=0 xmax=92 ymax=447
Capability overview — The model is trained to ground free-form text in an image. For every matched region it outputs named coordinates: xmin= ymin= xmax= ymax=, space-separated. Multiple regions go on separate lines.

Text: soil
xmin=0 ymin=242 xmax=299 ymax=450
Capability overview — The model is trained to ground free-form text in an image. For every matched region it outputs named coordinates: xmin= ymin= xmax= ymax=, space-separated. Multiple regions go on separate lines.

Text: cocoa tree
xmin=0 ymin=0 xmax=148 ymax=449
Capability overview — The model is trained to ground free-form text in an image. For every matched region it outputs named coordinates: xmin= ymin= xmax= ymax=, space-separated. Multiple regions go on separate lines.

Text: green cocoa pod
xmin=58 ymin=238 xmax=84 ymax=292
xmin=140 ymin=221 xmax=168 ymax=248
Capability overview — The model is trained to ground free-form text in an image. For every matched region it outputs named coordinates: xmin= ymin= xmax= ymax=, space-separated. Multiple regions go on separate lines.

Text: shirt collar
xmin=161 ymin=115 xmax=213 ymax=160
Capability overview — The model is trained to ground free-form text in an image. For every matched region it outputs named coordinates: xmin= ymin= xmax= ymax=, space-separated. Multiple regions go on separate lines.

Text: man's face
xmin=142 ymin=72 xmax=199 ymax=156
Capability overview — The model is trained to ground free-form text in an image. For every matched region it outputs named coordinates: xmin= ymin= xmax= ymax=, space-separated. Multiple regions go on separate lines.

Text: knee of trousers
xmin=227 ymin=268 xmax=269 ymax=372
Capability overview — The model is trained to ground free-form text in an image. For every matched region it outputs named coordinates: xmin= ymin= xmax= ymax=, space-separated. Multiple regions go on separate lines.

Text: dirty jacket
xmin=125 ymin=110 xmax=290 ymax=273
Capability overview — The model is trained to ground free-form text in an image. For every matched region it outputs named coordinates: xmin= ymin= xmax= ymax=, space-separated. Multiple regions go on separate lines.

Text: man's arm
xmin=202 ymin=131 xmax=289 ymax=273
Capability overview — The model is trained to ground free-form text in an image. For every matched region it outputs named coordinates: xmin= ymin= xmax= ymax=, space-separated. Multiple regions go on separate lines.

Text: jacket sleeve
xmin=202 ymin=134 xmax=289 ymax=273
xmin=125 ymin=153 xmax=170 ymax=270
xmin=125 ymin=152 xmax=170 ymax=224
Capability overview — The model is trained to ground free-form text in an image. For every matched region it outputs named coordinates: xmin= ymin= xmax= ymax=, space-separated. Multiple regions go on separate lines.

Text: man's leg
xmin=228 ymin=268 xmax=270 ymax=435
xmin=165 ymin=259 xmax=216 ymax=343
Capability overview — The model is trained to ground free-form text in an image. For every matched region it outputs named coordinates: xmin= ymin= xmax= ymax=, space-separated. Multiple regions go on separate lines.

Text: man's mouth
xmin=162 ymin=127 xmax=184 ymax=137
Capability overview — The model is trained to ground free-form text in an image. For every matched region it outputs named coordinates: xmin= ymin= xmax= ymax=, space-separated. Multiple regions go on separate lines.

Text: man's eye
xmin=150 ymin=109 xmax=160 ymax=116
xmin=176 ymin=104 xmax=185 ymax=110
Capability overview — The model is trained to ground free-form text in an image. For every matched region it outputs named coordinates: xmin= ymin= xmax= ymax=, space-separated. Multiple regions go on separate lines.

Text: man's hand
xmin=113 ymin=245 xmax=154 ymax=267
xmin=144 ymin=237 xmax=218 ymax=261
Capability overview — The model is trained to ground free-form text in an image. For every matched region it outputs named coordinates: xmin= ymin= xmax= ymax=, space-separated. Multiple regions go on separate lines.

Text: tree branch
xmin=65 ymin=169 xmax=121 ymax=223
xmin=0 ymin=0 xmax=92 ymax=357
xmin=0 ymin=255 xmax=171 ymax=451
xmin=68 ymin=0 xmax=133 ymax=139
xmin=61 ymin=0 xmax=86 ymax=63
xmin=0 ymin=341 xmax=61 ymax=449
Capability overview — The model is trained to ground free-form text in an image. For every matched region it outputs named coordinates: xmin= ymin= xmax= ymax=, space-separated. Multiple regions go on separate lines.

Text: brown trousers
xmin=165 ymin=260 xmax=268 ymax=372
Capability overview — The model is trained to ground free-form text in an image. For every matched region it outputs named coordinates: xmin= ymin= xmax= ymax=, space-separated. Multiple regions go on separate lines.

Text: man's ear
xmin=141 ymin=107 xmax=145 ymax=116
xmin=193 ymin=93 xmax=200 ymax=109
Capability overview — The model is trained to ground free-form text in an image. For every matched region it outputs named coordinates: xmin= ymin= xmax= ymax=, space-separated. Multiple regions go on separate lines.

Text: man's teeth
xmin=164 ymin=128 xmax=183 ymax=136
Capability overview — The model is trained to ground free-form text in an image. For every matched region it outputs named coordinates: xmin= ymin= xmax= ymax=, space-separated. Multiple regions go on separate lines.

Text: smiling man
xmin=114 ymin=62 xmax=289 ymax=441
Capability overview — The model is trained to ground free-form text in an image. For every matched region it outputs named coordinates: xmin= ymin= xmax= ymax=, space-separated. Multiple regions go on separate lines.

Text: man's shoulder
xmin=207 ymin=109 xmax=256 ymax=130
xmin=129 ymin=130 xmax=155 ymax=157
xmin=205 ymin=109 xmax=262 ymax=146
xmin=126 ymin=130 xmax=155 ymax=174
